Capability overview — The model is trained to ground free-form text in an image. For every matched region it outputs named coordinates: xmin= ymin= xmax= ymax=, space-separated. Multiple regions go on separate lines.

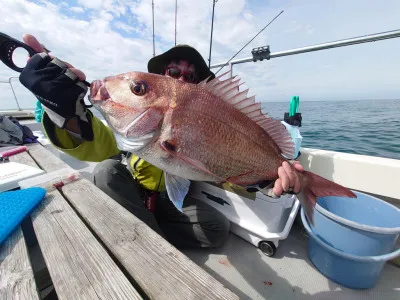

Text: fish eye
xmin=130 ymin=81 xmax=147 ymax=96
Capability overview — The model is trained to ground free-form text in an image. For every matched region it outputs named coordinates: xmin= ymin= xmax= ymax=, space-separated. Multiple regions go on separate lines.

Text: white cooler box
xmin=189 ymin=181 xmax=300 ymax=256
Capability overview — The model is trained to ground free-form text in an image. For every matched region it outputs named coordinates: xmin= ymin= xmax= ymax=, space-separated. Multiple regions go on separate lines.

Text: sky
xmin=0 ymin=0 xmax=399 ymax=110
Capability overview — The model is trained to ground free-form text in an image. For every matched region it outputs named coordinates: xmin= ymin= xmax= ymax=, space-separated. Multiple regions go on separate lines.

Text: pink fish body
xmin=89 ymin=71 xmax=356 ymax=222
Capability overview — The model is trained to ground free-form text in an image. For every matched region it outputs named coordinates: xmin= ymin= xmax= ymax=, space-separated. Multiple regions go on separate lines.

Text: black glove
xmin=19 ymin=53 xmax=93 ymax=140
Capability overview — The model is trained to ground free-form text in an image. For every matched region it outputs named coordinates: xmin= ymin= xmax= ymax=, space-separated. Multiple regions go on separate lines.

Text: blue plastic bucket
xmin=301 ymin=208 xmax=400 ymax=289
xmin=310 ymin=191 xmax=400 ymax=256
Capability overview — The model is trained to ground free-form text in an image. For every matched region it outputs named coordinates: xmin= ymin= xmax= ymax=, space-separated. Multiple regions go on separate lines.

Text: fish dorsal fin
xmin=204 ymin=72 xmax=295 ymax=158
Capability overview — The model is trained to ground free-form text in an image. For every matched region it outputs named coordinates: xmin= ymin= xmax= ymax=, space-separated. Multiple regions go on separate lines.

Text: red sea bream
xmin=89 ymin=71 xmax=356 ymax=222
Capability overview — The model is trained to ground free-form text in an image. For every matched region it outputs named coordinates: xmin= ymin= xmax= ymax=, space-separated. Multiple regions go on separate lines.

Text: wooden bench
xmin=0 ymin=143 xmax=238 ymax=300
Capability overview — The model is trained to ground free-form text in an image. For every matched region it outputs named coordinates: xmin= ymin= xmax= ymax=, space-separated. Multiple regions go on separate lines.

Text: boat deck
xmin=185 ymin=223 xmax=400 ymax=300
xmin=5 ymin=120 xmax=400 ymax=299
xmin=1 ymin=143 xmax=238 ymax=300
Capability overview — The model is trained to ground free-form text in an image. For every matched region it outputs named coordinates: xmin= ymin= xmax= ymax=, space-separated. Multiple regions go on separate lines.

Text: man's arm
xmin=42 ymin=111 xmax=120 ymax=162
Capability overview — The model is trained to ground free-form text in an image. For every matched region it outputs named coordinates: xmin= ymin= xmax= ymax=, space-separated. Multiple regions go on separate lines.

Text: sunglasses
xmin=165 ymin=67 xmax=197 ymax=83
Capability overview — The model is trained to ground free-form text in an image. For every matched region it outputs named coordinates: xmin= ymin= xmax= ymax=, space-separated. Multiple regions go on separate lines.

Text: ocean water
xmin=262 ymin=99 xmax=400 ymax=160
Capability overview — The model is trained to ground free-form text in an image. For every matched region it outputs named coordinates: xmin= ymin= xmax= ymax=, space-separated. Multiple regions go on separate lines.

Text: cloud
xmin=114 ymin=21 xmax=135 ymax=33
xmin=77 ymin=0 xmax=105 ymax=10
xmin=0 ymin=0 xmax=399 ymax=111
xmin=38 ymin=0 xmax=60 ymax=13
xmin=70 ymin=6 xmax=85 ymax=14
xmin=283 ymin=20 xmax=314 ymax=35
xmin=0 ymin=0 xmax=151 ymax=77
xmin=77 ymin=0 xmax=128 ymax=17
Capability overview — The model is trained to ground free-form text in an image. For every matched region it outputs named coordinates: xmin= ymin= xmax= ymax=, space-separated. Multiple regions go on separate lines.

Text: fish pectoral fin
xmin=160 ymin=140 xmax=223 ymax=180
xmin=165 ymin=173 xmax=191 ymax=212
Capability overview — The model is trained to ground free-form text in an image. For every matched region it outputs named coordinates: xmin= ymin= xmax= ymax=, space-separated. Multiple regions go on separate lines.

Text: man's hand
xmin=273 ymin=161 xmax=304 ymax=197
xmin=19 ymin=34 xmax=93 ymax=140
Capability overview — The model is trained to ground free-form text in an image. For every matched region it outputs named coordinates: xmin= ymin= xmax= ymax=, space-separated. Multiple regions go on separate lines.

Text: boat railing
xmin=0 ymin=76 xmax=22 ymax=110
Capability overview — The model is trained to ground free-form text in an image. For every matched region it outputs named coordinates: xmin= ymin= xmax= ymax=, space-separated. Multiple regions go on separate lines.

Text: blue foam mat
xmin=0 ymin=187 xmax=46 ymax=245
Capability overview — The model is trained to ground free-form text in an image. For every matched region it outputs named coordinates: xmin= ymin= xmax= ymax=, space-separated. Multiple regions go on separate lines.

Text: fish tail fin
xmin=299 ymin=171 xmax=357 ymax=225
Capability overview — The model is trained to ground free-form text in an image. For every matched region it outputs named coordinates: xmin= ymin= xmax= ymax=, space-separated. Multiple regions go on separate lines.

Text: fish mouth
xmin=89 ymin=80 xmax=110 ymax=104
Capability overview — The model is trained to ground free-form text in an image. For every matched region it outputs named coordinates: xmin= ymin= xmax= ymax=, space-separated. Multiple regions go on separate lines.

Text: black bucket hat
xmin=147 ymin=44 xmax=216 ymax=82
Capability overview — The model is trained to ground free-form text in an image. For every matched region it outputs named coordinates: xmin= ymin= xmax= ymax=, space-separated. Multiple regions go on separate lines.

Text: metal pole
xmin=208 ymin=0 xmax=217 ymax=68
xmin=8 ymin=77 xmax=22 ymax=111
xmin=152 ymin=0 xmax=155 ymax=57
xmin=211 ymin=29 xmax=400 ymax=69
xmin=175 ymin=0 xmax=177 ymax=46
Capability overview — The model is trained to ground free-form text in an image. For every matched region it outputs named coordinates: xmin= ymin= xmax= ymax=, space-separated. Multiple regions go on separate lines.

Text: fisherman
xmin=19 ymin=34 xmax=304 ymax=248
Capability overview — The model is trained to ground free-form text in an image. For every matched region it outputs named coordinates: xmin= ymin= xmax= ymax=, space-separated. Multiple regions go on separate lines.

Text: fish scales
xmin=163 ymin=88 xmax=283 ymax=182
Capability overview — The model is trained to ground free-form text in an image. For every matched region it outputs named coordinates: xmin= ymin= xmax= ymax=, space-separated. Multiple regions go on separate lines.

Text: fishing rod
xmin=174 ymin=0 xmax=178 ymax=46
xmin=213 ymin=1 xmax=294 ymax=75
xmin=210 ymin=29 xmax=400 ymax=69
xmin=208 ymin=0 xmax=218 ymax=68
xmin=152 ymin=0 xmax=156 ymax=56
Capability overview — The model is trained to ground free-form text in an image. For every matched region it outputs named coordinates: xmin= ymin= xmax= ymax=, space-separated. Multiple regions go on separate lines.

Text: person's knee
xmin=92 ymin=159 xmax=124 ymax=188
xmin=202 ymin=210 xmax=230 ymax=248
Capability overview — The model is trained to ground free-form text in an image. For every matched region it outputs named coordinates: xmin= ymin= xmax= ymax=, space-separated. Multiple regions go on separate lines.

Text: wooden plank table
xmin=1 ymin=143 xmax=238 ymax=300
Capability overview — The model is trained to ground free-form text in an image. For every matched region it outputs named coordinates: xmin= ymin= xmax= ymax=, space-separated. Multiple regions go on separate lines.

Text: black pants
xmin=92 ymin=159 xmax=230 ymax=248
